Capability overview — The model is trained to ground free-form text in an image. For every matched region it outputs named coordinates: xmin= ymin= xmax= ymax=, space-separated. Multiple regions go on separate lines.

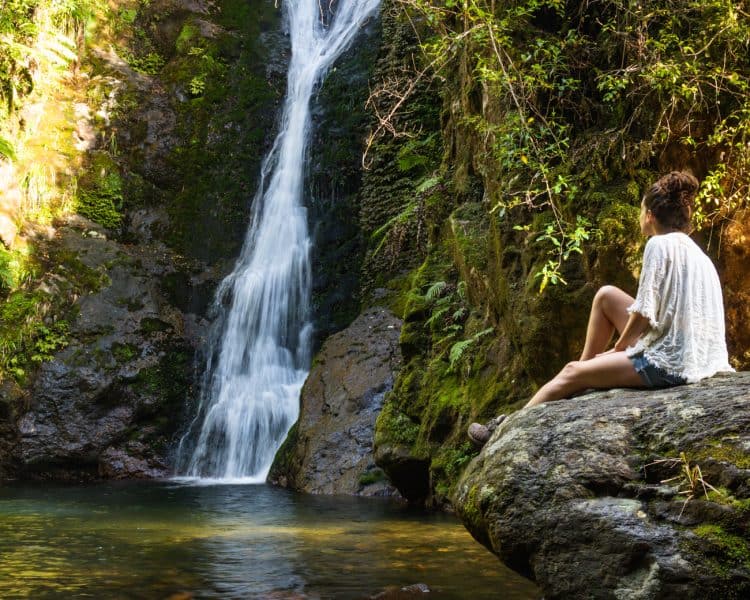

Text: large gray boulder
xmin=12 ymin=216 xmax=202 ymax=479
xmin=454 ymin=372 xmax=750 ymax=599
xmin=269 ymin=308 xmax=403 ymax=496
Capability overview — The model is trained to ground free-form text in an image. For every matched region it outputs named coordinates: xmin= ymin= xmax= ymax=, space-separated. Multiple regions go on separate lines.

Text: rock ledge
xmin=454 ymin=371 xmax=750 ymax=599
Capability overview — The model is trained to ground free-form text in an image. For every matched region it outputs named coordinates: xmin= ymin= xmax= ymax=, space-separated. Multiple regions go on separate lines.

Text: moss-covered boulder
xmin=454 ymin=372 xmax=750 ymax=599
xmin=269 ymin=308 xmax=402 ymax=497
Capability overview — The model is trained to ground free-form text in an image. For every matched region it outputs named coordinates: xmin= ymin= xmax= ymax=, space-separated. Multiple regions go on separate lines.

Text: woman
xmin=468 ymin=171 xmax=733 ymax=446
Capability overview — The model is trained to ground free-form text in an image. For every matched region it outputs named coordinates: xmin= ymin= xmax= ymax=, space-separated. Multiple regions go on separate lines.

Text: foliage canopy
xmin=379 ymin=0 xmax=750 ymax=288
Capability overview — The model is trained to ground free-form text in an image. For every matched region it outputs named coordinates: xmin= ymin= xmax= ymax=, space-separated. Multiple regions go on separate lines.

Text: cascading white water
xmin=176 ymin=0 xmax=381 ymax=482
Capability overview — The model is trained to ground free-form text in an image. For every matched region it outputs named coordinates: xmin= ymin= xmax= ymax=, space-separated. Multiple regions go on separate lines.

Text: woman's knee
xmin=594 ymin=285 xmax=621 ymax=307
xmin=558 ymin=361 xmax=584 ymax=386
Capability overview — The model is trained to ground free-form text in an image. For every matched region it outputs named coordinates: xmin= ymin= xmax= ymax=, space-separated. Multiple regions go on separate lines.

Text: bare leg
xmin=525 ymin=351 xmax=643 ymax=408
xmin=580 ymin=286 xmax=635 ymax=360
xmin=467 ymin=286 xmax=638 ymax=445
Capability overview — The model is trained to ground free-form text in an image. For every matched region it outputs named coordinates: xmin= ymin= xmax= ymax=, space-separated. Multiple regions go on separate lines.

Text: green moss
xmin=459 ymin=484 xmax=487 ymax=539
xmin=693 ymin=524 xmax=750 ymax=568
xmin=112 ymin=342 xmax=139 ymax=363
xmin=431 ymin=443 xmax=474 ymax=498
xmin=268 ymin=422 xmax=300 ymax=483
xmin=56 ymin=249 xmax=108 ymax=292
xmin=75 ymin=152 xmax=124 ymax=230
xmin=694 ymin=440 xmax=750 ymax=469
xmin=76 ymin=190 xmax=122 ymax=229
xmin=0 ymin=245 xmax=25 ymax=293
xmin=449 ymin=202 xmax=490 ymax=289
xmin=139 ymin=317 xmax=172 ymax=334
xmin=703 ymin=488 xmax=750 ymax=514
xmin=373 ymin=227 xmax=532 ymax=503
xmin=375 ymin=402 xmax=420 ymax=447
xmin=358 ymin=6 xmax=444 ymax=299
xmin=158 ymin=2 xmax=283 ymax=261
xmin=132 ymin=350 xmax=191 ymax=429
xmin=175 ymin=23 xmax=201 ymax=55
xmin=358 ymin=468 xmax=387 ymax=486
xmin=597 ymin=202 xmax=640 ymax=242
xmin=0 ymin=290 xmax=73 ymax=382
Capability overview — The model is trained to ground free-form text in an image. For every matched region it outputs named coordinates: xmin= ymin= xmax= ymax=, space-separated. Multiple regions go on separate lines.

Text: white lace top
xmin=626 ymin=232 xmax=733 ymax=383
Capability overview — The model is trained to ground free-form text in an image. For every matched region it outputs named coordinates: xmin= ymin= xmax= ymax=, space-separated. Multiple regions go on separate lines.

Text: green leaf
xmin=0 ymin=136 xmax=16 ymax=161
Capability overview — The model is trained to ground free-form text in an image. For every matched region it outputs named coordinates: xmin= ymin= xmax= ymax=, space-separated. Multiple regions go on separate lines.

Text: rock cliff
xmin=13 ymin=216 xmax=195 ymax=479
xmin=0 ymin=0 xmax=286 ymax=479
xmin=454 ymin=372 xmax=750 ymax=599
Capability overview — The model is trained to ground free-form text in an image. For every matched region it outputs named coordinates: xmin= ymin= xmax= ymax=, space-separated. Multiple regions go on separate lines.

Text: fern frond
xmin=456 ymin=280 xmax=467 ymax=301
xmin=435 ymin=331 xmax=459 ymax=347
xmin=425 ymin=306 xmax=450 ymax=327
xmin=472 ymin=327 xmax=495 ymax=341
xmin=371 ymin=200 xmax=417 ymax=242
xmin=452 ymin=307 xmax=468 ymax=322
xmin=448 ymin=339 xmax=474 ymax=370
xmin=425 ymin=280 xmax=447 ymax=301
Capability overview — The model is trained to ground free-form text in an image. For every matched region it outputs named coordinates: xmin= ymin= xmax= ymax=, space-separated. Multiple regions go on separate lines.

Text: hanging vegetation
xmin=368 ymin=0 xmax=750 ymax=290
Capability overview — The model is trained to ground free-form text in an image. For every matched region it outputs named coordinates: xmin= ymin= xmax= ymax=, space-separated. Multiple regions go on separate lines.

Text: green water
xmin=0 ymin=482 xmax=539 ymax=599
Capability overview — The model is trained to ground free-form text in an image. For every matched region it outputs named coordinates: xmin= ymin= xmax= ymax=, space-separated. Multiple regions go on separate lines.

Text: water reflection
xmin=0 ymin=482 xmax=539 ymax=599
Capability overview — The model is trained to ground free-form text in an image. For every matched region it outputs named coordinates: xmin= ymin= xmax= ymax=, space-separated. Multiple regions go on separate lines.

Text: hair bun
xmin=663 ymin=171 xmax=699 ymax=206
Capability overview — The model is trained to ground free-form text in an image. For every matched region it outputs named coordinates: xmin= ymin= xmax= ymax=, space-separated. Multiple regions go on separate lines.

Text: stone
xmin=369 ymin=583 xmax=432 ymax=599
xmin=0 ymin=380 xmax=23 ymax=478
xmin=98 ymin=447 xmax=167 ymax=479
xmin=0 ymin=213 xmax=17 ymax=249
xmin=73 ymin=102 xmax=97 ymax=151
xmin=454 ymin=372 xmax=750 ymax=599
xmin=268 ymin=308 xmax=403 ymax=497
xmin=11 ymin=216 xmax=199 ymax=480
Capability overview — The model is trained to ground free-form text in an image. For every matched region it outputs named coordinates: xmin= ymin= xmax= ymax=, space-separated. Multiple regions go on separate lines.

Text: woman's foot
xmin=467 ymin=414 xmax=506 ymax=447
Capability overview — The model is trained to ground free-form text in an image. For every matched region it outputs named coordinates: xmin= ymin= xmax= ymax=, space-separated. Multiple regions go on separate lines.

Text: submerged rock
xmin=269 ymin=308 xmax=403 ymax=497
xmin=454 ymin=372 xmax=750 ymax=599
xmin=369 ymin=582 xmax=433 ymax=598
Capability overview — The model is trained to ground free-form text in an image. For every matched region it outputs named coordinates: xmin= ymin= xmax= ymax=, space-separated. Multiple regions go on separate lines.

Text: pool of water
xmin=0 ymin=481 xmax=539 ymax=599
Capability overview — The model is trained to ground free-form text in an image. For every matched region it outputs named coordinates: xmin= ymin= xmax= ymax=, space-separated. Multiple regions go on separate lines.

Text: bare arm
xmin=613 ymin=311 xmax=652 ymax=352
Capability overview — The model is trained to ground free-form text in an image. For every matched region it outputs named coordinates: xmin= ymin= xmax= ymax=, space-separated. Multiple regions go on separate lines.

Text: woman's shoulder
xmin=646 ymin=232 xmax=695 ymax=251
xmin=644 ymin=233 xmax=672 ymax=254
xmin=646 ymin=232 xmax=714 ymax=270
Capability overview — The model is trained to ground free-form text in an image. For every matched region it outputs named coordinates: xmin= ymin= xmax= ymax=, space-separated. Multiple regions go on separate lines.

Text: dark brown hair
xmin=643 ymin=171 xmax=699 ymax=232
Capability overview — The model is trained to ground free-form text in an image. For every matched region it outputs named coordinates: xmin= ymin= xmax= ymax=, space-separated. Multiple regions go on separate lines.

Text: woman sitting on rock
xmin=468 ymin=171 xmax=734 ymax=446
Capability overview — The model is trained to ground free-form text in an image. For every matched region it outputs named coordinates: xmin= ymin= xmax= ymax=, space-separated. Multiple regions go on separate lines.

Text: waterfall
xmin=176 ymin=0 xmax=381 ymax=482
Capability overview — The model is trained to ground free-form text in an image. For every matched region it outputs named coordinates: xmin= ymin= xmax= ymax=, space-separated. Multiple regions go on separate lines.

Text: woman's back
xmin=627 ymin=232 xmax=732 ymax=382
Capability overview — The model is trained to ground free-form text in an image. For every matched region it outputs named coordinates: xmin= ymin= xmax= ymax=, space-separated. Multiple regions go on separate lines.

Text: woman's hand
xmin=595 ymin=348 xmax=618 ymax=357
xmin=614 ymin=311 xmax=652 ymax=351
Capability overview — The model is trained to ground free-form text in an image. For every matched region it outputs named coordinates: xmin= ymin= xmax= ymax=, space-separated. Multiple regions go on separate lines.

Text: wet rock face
xmin=14 ymin=217 xmax=197 ymax=479
xmin=0 ymin=381 xmax=23 ymax=478
xmin=306 ymin=15 xmax=380 ymax=348
xmin=454 ymin=372 xmax=750 ymax=600
xmin=269 ymin=308 xmax=403 ymax=497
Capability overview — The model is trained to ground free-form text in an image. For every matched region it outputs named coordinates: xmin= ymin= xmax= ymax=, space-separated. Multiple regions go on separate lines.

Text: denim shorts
xmin=630 ymin=352 xmax=686 ymax=388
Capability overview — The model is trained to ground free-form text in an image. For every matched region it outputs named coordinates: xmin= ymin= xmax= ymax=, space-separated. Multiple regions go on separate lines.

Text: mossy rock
xmin=75 ymin=152 xmax=124 ymax=231
xmin=448 ymin=202 xmax=491 ymax=308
